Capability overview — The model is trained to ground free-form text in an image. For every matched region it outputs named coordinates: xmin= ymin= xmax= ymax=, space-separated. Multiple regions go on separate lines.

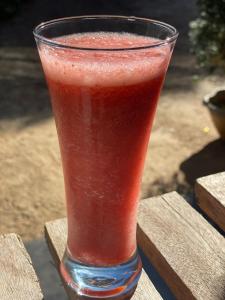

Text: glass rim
xmin=33 ymin=15 xmax=179 ymax=51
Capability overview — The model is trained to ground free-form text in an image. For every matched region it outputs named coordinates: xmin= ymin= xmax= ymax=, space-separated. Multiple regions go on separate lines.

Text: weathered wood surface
xmin=195 ymin=172 xmax=225 ymax=232
xmin=0 ymin=233 xmax=43 ymax=300
xmin=45 ymin=218 xmax=163 ymax=300
xmin=137 ymin=191 xmax=225 ymax=300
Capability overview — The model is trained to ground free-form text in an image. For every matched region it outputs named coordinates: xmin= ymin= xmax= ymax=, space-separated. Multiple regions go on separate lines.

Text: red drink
xmin=39 ymin=32 xmax=171 ymax=266
xmin=35 ymin=16 xmax=178 ymax=297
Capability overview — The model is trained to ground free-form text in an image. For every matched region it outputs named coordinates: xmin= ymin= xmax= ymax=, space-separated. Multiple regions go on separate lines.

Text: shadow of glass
xmin=180 ymin=139 xmax=225 ymax=185
xmin=139 ymin=249 xmax=176 ymax=300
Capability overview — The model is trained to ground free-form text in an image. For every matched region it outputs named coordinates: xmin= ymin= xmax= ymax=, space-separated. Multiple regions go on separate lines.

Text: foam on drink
xmin=39 ymin=32 xmax=171 ymax=87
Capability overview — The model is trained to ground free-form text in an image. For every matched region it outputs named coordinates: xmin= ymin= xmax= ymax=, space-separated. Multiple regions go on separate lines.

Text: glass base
xmin=60 ymin=249 xmax=142 ymax=298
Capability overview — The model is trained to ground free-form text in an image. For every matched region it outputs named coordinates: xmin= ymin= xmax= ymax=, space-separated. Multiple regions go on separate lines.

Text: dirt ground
xmin=0 ymin=0 xmax=225 ymax=240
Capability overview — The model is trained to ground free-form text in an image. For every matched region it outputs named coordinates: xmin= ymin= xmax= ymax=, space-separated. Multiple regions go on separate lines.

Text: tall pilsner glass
xmin=34 ymin=16 xmax=178 ymax=298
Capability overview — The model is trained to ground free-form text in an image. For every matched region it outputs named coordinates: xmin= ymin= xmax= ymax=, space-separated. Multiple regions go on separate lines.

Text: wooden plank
xmin=45 ymin=218 xmax=162 ymax=300
xmin=137 ymin=191 xmax=225 ymax=300
xmin=0 ymin=233 xmax=43 ymax=300
xmin=195 ymin=172 xmax=225 ymax=232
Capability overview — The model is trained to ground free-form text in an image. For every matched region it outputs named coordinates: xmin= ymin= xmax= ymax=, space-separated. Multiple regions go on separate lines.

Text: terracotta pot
xmin=203 ymin=89 xmax=225 ymax=139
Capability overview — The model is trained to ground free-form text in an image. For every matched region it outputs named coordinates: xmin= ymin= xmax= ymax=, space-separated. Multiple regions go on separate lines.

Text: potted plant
xmin=189 ymin=0 xmax=225 ymax=69
xmin=203 ymin=89 xmax=225 ymax=139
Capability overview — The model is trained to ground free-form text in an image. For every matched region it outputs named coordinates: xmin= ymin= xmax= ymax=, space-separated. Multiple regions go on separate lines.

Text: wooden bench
xmin=1 ymin=172 xmax=225 ymax=299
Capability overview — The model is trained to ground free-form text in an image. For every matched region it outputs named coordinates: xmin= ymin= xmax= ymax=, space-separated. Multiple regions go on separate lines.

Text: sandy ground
xmin=0 ymin=0 xmax=225 ymax=241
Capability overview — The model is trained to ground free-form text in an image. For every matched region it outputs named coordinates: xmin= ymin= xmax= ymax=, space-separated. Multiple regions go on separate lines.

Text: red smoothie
xmin=39 ymin=32 xmax=171 ymax=266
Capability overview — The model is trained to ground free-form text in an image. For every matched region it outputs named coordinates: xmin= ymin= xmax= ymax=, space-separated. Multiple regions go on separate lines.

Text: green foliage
xmin=189 ymin=0 xmax=225 ymax=69
xmin=0 ymin=0 xmax=25 ymax=20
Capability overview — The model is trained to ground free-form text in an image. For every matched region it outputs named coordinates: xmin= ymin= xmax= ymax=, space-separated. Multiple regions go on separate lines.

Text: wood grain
xmin=195 ymin=172 xmax=225 ymax=232
xmin=0 ymin=233 xmax=43 ymax=300
xmin=137 ymin=191 xmax=225 ymax=300
xmin=45 ymin=218 xmax=162 ymax=300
